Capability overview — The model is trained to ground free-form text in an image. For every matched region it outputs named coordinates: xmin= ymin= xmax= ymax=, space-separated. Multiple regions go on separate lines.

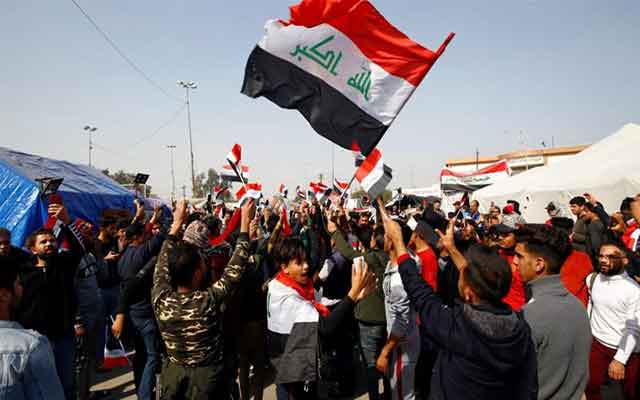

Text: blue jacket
xmin=397 ymin=254 xmax=538 ymax=400
xmin=0 ymin=321 xmax=65 ymax=400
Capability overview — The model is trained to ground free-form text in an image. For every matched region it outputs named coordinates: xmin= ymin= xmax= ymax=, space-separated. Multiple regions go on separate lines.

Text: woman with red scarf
xmin=267 ymin=237 xmax=376 ymax=399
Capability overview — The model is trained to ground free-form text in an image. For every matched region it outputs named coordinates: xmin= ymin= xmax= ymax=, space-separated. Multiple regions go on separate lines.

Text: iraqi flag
xmin=280 ymin=202 xmax=292 ymax=237
xmin=333 ymin=178 xmax=349 ymax=195
xmin=295 ymin=185 xmax=307 ymax=200
xmin=310 ymin=181 xmax=331 ymax=202
xmin=440 ymin=160 xmax=511 ymax=192
xmin=355 ymin=148 xmax=392 ymax=199
xmin=226 ymin=144 xmax=246 ymax=183
xmin=235 ymin=182 xmax=263 ymax=204
xmin=213 ymin=185 xmax=229 ymax=201
xmin=241 ymin=0 xmax=454 ymax=156
xmin=221 ymin=164 xmax=250 ymax=183
xmin=278 ymin=183 xmax=289 ymax=198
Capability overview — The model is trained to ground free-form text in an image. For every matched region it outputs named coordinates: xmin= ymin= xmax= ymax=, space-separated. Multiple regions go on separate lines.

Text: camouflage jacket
xmin=152 ymin=233 xmax=250 ymax=366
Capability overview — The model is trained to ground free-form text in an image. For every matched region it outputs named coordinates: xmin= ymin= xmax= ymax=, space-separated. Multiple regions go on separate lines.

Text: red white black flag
xmin=355 ymin=148 xmax=392 ymax=199
xmin=225 ymin=144 xmax=246 ymax=184
xmin=278 ymin=184 xmax=288 ymax=198
xmin=212 ymin=185 xmax=229 ymax=201
xmin=221 ymin=164 xmax=250 ymax=183
xmin=241 ymin=0 xmax=454 ymax=156
xmin=440 ymin=160 xmax=511 ymax=192
xmin=333 ymin=178 xmax=350 ymax=195
xmin=235 ymin=182 xmax=263 ymax=204
xmin=310 ymin=181 xmax=332 ymax=202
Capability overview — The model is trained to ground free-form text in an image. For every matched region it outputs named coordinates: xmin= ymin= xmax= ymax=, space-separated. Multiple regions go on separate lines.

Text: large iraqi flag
xmin=241 ymin=0 xmax=454 ymax=156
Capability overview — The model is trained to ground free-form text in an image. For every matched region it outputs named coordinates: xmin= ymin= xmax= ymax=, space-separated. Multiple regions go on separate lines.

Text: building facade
xmin=445 ymin=145 xmax=588 ymax=176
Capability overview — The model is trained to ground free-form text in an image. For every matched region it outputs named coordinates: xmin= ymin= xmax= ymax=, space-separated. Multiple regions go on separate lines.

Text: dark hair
xmin=169 ymin=242 xmax=202 ymax=288
xmin=357 ymin=227 xmax=373 ymax=251
xmin=620 ymin=197 xmax=634 ymax=213
xmin=507 ymin=200 xmax=521 ymax=214
xmin=516 ymin=224 xmax=571 ymax=274
xmin=462 ymin=245 xmax=512 ymax=305
xmin=272 ymin=237 xmax=307 ymax=268
xmin=25 ymin=228 xmax=54 ymax=249
xmin=203 ymin=215 xmax=222 ymax=237
xmin=599 ymin=238 xmax=628 ymax=255
xmin=401 ymin=223 xmax=413 ymax=246
xmin=549 ymin=217 xmax=574 ymax=235
xmin=372 ymin=226 xmax=385 ymax=250
xmin=0 ymin=228 xmax=10 ymax=239
xmin=0 ymin=265 xmax=18 ymax=291
xmin=583 ymin=203 xmax=597 ymax=213
xmin=125 ymin=223 xmax=145 ymax=239
xmin=569 ymin=196 xmax=586 ymax=206
xmin=116 ymin=219 xmax=131 ymax=231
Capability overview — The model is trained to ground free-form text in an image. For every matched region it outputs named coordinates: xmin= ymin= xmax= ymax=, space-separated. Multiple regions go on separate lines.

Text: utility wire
xmin=129 ymin=103 xmax=187 ymax=147
xmin=69 ymin=0 xmax=181 ymax=102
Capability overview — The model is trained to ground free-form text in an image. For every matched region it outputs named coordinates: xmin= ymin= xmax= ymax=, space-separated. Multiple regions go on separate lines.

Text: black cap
xmin=125 ymin=222 xmax=145 ymax=239
xmin=493 ymin=223 xmax=516 ymax=234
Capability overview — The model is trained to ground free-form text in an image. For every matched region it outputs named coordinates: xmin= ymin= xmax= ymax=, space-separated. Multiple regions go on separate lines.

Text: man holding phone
xmin=18 ymin=199 xmax=86 ymax=400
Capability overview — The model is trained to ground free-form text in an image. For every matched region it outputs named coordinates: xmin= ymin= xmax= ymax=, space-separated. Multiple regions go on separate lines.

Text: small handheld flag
xmin=355 ymin=148 xmax=392 ymax=199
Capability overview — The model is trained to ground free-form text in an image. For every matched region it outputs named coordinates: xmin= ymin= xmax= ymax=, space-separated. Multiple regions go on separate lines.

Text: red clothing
xmin=417 ymin=248 xmax=438 ymax=292
xmin=622 ymin=221 xmax=639 ymax=251
xmin=560 ymin=250 xmax=593 ymax=307
xmin=498 ymin=249 xmax=526 ymax=311
xmin=586 ymin=339 xmax=640 ymax=400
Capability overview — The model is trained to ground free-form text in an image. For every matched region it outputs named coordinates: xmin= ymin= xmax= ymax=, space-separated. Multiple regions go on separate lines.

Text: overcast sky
xmin=2 ymin=0 xmax=638 ymax=200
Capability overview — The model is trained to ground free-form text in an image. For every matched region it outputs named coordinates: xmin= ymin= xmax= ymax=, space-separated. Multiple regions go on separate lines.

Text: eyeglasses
xmin=598 ymin=254 xmax=625 ymax=261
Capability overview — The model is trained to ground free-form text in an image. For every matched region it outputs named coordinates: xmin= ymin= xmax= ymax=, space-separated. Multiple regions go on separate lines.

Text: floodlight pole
xmin=83 ymin=125 xmax=98 ymax=167
xmin=167 ymin=145 xmax=177 ymax=202
xmin=177 ymin=81 xmax=197 ymax=197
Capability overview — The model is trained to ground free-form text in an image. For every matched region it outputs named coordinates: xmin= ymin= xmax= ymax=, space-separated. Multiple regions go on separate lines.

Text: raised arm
xmin=208 ymin=200 xmax=255 ymax=306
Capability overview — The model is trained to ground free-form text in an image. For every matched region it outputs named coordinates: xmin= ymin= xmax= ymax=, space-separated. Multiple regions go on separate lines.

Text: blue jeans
xmin=51 ymin=333 xmax=76 ymax=400
xmin=129 ymin=314 xmax=160 ymax=400
xmin=97 ymin=286 xmax=119 ymax=366
xmin=358 ymin=322 xmax=391 ymax=400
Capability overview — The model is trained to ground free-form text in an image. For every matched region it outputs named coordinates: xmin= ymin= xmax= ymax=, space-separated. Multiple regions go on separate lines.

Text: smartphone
xmin=353 ymin=256 xmax=364 ymax=274
xmin=407 ymin=217 xmax=418 ymax=231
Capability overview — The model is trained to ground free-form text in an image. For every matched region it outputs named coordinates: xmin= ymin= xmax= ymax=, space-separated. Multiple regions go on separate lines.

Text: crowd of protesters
xmin=1 ymin=187 xmax=640 ymax=400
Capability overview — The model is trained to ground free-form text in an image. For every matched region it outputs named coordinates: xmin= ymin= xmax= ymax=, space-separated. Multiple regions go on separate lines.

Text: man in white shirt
xmin=585 ymin=240 xmax=640 ymax=400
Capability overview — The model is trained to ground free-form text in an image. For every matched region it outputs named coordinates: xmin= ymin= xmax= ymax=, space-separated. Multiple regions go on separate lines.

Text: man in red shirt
xmin=549 ymin=217 xmax=594 ymax=307
xmin=409 ymin=221 xmax=439 ymax=290
xmin=493 ymin=222 xmax=526 ymax=310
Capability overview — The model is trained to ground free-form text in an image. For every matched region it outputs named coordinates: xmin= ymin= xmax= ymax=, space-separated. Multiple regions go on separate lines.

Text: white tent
xmin=473 ymin=123 xmax=640 ymax=223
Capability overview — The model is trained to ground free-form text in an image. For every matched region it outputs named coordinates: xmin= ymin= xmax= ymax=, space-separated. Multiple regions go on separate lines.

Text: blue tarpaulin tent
xmin=0 ymin=147 xmax=135 ymax=246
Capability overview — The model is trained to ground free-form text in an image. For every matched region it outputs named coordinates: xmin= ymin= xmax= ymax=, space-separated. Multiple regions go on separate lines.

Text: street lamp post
xmin=83 ymin=125 xmax=98 ymax=167
xmin=177 ymin=80 xmax=197 ymax=197
xmin=166 ymin=145 xmax=177 ymax=202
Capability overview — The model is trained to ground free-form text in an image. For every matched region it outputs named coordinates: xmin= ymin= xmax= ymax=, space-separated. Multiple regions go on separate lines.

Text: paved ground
xmin=91 ymin=363 xmax=372 ymax=400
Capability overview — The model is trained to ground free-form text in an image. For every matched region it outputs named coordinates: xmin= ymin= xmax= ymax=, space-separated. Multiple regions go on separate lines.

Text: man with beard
xmin=18 ymin=204 xmax=85 ymax=400
xmin=0 ymin=266 xmax=65 ymax=399
xmin=585 ymin=240 xmax=640 ymax=400
xmin=152 ymin=199 xmax=254 ymax=399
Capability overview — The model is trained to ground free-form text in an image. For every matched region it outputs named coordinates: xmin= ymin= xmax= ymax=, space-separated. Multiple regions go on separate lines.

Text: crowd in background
xmin=1 ymin=188 xmax=640 ymax=400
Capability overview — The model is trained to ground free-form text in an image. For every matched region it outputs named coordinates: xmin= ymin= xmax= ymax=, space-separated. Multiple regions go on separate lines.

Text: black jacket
xmin=117 ymin=231 xmax=166 ymax=317
xmin=17 ymin=225 xmax=85 ymax=340
xmin=398 ymin=255 xmax=537 ymax=400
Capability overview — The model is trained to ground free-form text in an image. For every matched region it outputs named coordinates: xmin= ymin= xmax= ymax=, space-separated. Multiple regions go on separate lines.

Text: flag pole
xmin=227 ymin=159 xmax=248 ymax=190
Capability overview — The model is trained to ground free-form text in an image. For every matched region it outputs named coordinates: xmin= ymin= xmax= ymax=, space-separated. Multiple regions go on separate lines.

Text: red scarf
xmin=275 ymin=271 xmax=330 ymax=317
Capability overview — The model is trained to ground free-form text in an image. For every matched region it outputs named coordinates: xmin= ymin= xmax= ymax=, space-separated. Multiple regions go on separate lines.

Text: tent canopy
xmin=0 ymin=147 xmax=135 ymax=246
xmin=473 ymin=123 xmax=640 ymax=222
